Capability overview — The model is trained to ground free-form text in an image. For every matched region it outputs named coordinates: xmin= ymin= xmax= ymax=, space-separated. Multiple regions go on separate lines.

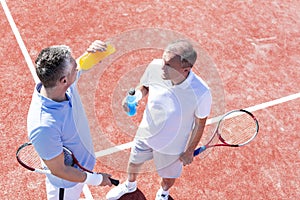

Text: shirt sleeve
xmin=140 ymin=59 xmax=163 ymax=87
xmin=195 ymin=90 xmax=212 ymax=119
xmin=140 ymin=65 xmax=150 ymax=87
xmin=29 ymin=126 xmax=63 ymax=161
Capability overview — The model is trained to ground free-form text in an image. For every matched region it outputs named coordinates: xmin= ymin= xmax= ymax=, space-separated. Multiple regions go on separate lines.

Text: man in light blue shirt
xmin=27 ymin=41 xmax=113 ymax=199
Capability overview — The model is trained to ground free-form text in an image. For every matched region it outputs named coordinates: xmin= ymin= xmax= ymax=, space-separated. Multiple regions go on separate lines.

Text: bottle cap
xmin=128 ymin=88 xmax=135 ymax=95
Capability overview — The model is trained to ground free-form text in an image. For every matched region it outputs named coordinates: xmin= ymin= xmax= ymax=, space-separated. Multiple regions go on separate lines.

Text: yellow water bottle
xmin=79 ymin=43 xmax=116 ymax=70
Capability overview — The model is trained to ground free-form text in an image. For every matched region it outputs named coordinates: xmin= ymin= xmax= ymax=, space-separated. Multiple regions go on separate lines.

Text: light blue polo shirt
xmin=27 ymin=71 xmax=95 ymax=188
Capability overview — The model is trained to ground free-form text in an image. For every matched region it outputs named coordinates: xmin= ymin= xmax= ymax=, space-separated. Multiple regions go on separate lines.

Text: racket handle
xmin=109 ymin=177 xmax=120 ymax=186
xmin=193 ymin=146 xmax=206 ymax=156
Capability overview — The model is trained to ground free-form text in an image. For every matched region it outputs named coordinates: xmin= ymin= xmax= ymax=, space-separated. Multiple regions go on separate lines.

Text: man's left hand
xmin=179 ymin=151 xmax=194 ymax=166
xmin=87 ymin=40 xmax=107 ymax=53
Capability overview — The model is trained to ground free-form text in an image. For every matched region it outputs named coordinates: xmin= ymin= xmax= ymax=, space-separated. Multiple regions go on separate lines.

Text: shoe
xmin=155 ymin=188 xmax=169 ymax=200
xmin=106 ymin=181 xmax=137 ymax=200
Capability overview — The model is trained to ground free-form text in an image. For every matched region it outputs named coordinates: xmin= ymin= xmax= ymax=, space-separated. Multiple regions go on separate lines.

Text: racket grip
xmin=109 ymin=177 xmax=120 ymax=186
xmin=193 ymin=146 xmax=206 ymax=156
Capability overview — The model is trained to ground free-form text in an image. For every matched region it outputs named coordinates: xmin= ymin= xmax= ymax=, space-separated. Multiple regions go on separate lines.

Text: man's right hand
xmin=100 ymin=173 xmax=113 ymax=187
xmin=122 ymin=97 xmax=129 ymax=113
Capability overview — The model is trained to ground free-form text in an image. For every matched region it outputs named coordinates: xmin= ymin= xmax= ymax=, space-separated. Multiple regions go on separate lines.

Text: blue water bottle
xmin=126 ymin=88 xmax=137 ymax=116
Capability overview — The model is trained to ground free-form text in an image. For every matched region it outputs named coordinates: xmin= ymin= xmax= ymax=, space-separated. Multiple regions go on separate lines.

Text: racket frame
xmin=16 ymin=142 xmax=51 ymax=174
xmin=16 ymin=142 xmax=119 ymax=185
xmin=194 ymin=109 xmax=259 ymax=156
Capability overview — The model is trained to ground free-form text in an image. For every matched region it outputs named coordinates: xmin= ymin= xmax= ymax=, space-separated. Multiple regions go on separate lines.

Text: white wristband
xmin=84 ymin=172 xmax=103 ymax=186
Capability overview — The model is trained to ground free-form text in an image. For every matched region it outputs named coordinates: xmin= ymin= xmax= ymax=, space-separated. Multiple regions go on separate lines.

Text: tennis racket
xmin=16 ymin=142 xmax=119 ymax=186
xmin=194 ymin=109 xmax=259 ymax=156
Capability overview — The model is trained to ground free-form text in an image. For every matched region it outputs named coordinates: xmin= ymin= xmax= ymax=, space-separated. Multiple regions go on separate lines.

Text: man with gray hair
xmin=106 ymin=39 xmax=212 ymax=200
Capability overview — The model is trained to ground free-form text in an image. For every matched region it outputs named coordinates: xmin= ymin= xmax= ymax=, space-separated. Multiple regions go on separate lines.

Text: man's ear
xmin=60 ymin=76 xmax=67 ymax=84
xmin=184 ymin=67 xmax=191 ymax=73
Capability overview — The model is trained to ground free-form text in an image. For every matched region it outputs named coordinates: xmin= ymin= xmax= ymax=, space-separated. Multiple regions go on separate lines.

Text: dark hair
xmin=165 ymin=39 xmax=197 ymax=67
xmin=35 ymin=45 xmax=72 ymax=88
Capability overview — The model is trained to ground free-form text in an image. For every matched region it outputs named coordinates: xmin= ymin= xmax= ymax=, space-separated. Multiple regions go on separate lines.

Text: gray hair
xmin=165 ymin=39 xmax=197 ymax=67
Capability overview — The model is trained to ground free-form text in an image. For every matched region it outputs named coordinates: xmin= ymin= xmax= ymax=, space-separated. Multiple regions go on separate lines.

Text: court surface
xmin=0 ymin=0 xmax=299 ymax=199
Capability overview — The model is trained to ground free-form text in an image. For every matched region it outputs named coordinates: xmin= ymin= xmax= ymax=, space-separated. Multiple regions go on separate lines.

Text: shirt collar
xmin=35 ymin=83 xmax=72 ymax=109
xmin=174 ymin=70 xmax=194 ymax=89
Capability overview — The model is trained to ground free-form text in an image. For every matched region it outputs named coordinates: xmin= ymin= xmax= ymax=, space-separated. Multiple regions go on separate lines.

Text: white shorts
xmin=129 ymin=139 xmax=183 ymax=178
xmin=46 ymin=178 xmax=84 ymax=200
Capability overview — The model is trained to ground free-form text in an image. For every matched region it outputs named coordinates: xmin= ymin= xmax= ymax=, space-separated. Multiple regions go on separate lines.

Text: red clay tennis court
xmin=0 ymin=0 xmax=299 ymax=199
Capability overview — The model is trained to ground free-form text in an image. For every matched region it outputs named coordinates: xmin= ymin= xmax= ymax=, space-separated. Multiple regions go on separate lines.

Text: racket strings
xmin=18 ymin=145 xmax=43 ymax=169
xmin=18 ymin=145 xmax=75 ymax=168
xmin=63 ymin=148 xmax=75 ymax=166
xmin=219 ymin=114 xmax=257 ymax=145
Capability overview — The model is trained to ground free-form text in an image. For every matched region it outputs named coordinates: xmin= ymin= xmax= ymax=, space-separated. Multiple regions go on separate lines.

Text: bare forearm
xmin=52 ymin=165 xmax=87 ymax=183
xmin=186 ymin=117 xmax=207 ymax=153
xmin=43 ymin=153 xmax=87 ymax=183
xmin=136 ymin=85 xmax=149 ymax=98
xmin=180 ymin=117 xmax=207 ymax=166
xmin=52 ymin=166 xmax=108 ymax=186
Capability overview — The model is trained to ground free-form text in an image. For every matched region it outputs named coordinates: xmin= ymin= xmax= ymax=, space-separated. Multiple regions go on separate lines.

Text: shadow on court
xmin=119 ymin=188 xmax=174 ymax=200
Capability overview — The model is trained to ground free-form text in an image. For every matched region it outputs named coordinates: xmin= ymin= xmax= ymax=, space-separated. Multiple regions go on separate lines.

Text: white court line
xmin=4 ymin=0 xmax=299 ymax=173
xmin=95 ymin=141 xmax=134 ymax=157
xmin=0 ymin=0 xmax=95 ymax=198
xmin=244 ymin=92 xmax=300 ymax=113
xmin=95 ymin=92 xmax=300 ymax=157
xmin=1 ymin=0 xmax=39 ymax=83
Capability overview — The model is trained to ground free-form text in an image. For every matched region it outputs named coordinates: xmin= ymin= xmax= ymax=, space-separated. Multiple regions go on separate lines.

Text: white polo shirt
xmin=136 ymin=59 xmax=212 ymax=155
